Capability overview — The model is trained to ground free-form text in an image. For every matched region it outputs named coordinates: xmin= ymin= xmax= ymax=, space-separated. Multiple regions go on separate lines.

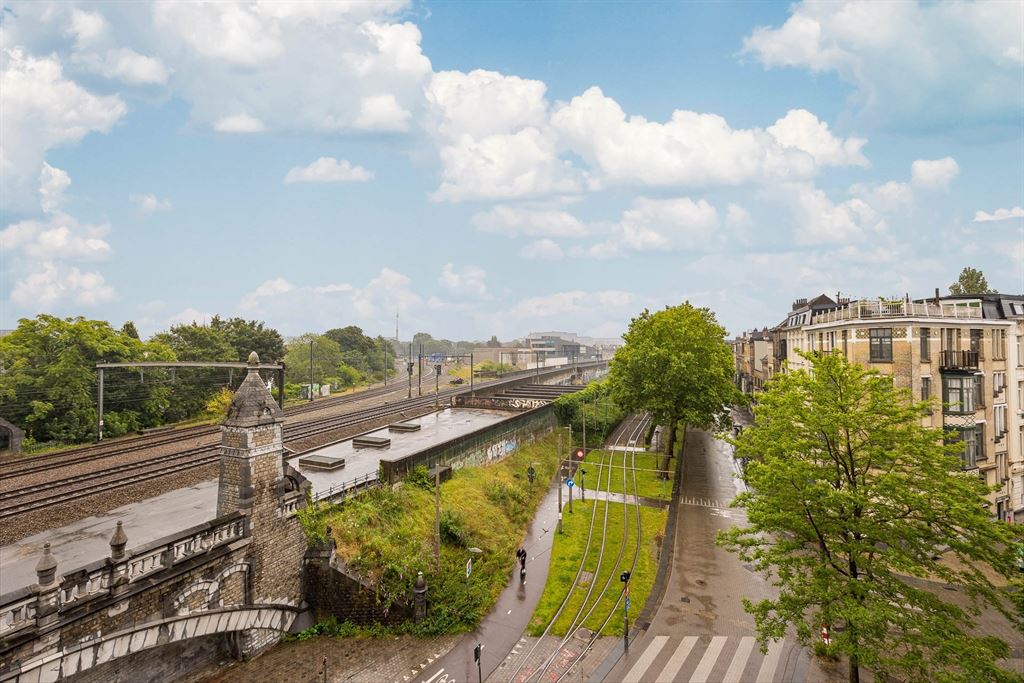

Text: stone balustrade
xmin=0 ymin=512 xmax=250 ymax=639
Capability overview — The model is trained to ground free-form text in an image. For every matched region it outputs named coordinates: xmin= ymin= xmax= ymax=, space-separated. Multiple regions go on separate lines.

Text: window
xmin=944 ymin=328 xmax=960 ymax=352
xmin=996 ymin=451 xmax=1008 ymax=482
xmin=994 ymin=404 xmax=1007 ymax=438
xmin=953 ymin=426 xmax=981 ymax=469
xmin=842 ymin=330 xmax=848 ymax=356
xmin=992 ymin=329 xmax=1006 ymax=359
xmin=869 ymin=328 xmax=893 ymax=362
xmin=1018 ymin=336 xmax=1023 ymax=366
xmin=943 ymin=375 xmax=977 ymax=413
xmin=920 ymin=327 xmax=930 ymax=361
xmin=808 ymin=333 xmax=814 ymax=351
xmin=970 ymin=329 xmax=983 ymax=359
xmin=1019 ymin=381 xmax=1024 ymax=408
xmin=993 ymin=371 xmax=1005 ymax=397
xmin=921 ymin=376 xmax=931 ymax=409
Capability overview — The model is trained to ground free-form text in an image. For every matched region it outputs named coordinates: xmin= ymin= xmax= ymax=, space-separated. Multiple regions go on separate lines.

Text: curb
xmin=587 ymin=426 xmax=687 ymax=683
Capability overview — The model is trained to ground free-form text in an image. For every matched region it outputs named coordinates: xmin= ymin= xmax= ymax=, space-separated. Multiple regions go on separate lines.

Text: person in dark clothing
xmin=516 ymin=548 xmax=527 ymax=580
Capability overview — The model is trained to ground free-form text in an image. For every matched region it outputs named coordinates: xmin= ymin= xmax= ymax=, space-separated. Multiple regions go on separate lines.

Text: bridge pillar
xmin=33 ymin=543 xmax=60 ymax=627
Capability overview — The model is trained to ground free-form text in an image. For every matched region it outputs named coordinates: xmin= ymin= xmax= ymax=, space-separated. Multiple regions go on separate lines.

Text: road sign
xmin=574 ymin=448 xmax=585 ymax=459
xmin=466 ymin=558 xmax=472 ymax=578
xmin=566 ymin=479 xmax=574 ymax=488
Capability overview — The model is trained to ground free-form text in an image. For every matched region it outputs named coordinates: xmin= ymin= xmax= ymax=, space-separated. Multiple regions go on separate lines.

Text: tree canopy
xmin=718 ymin=351 xmax=1023 ymax=683
xmin=608 ymin=302 xmax=738 ymax=455
xmin=0 ymin=316 xmax=175 ymax=443
xmin=950 ymin=266 xmax=997 ymax=295
xmin=210 ymin=315 xmax=285 ymax=362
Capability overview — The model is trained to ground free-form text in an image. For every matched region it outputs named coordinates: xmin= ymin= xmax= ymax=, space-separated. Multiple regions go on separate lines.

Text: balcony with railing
xmin=810 ymin=299 xmax=982 ymax=325
xmin=939 ymin=349 xmax=980 ymax=370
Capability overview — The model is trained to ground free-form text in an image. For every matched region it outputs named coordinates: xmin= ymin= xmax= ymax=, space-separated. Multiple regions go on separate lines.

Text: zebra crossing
xmin=679 ymin=496 xmax=730 ymax=509
xmin=621 ymin=634 xmax=807 ymax=683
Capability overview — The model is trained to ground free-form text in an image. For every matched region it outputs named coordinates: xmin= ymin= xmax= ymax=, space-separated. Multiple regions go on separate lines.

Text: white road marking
xmin=756 ymin=640 xmax=784 ymax=683
xmin=623 ymin=635 xmax=669 ymax=683
xmin=422 ymin=669 xmax=445 ymax=683
xmin=723 ymin=636 xmax=755 ymax=682
xmin=689 ymin=635 xmax=727 ymax=682
xmin=655 ymin=635 xmax=697 ymax=682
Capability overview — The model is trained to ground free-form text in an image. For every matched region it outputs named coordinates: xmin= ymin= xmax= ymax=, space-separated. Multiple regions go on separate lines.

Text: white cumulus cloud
xmin=0 ymin=48 xmax=126 ymax=211
xmin=472 ymin=206 xmax=587 ymax=238
xmin=520 ymin=239 xmax=564 ymax=260
xmin=742 ymin=1 xmax=1023 ymax=134
xmin=214 ymin=113 xmax=267 ymax=134
xmin=129 ymin=193 xmax=173 ymax=214
xmin=910 ymin=157 xmax=960 ymax=190
xmin=974 ymin=206 xmax=1024 ymax=222
xmin=284 ymin=158 xmax=375 ymax=184
xmin=439 ymin=263 xmax=489 ymax=299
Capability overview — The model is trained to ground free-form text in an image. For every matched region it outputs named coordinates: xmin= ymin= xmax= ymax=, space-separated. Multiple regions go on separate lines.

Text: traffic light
xmin=474 ymin=643 xmax=481 ymax=662
xmin=620 ymin=571 xmax=631 ymax=583
xmin=435 ymin=364 xmax=442 ymax=376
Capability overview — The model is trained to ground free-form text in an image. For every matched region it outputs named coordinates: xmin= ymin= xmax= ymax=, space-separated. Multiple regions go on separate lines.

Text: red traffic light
xmin=574 ymin=448 xmax=585 ymax=459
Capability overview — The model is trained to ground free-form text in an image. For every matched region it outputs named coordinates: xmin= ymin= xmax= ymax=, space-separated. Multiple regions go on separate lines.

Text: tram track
xmin=508 ymin=413 xmax=651 ymax=683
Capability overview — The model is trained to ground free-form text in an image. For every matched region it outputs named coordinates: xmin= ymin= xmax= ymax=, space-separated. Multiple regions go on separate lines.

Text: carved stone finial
xmin=109 ymin=521 xmax=128 ymax=560
xmin=35 ymin=543 xmax=57 ymax=586
xmin=247 ymin=351 xmax=259 ymax=367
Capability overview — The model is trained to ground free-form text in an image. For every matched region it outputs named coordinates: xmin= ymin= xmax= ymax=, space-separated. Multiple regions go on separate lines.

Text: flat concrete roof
xmin=286 ymin=408 xmax=510 ymax=497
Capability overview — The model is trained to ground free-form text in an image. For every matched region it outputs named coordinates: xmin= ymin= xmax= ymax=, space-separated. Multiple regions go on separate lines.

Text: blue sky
xmin=1 ymin=1 xmax=1022 ymax=341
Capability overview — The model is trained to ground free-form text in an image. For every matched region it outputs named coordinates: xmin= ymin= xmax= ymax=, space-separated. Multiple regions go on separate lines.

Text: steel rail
xmin=506 ymin=413 xmax=647 ymax=683
xmin=527 ymin=415 xmax=650 ymax=683
xmin=555 ymin=416 xmax=650 ymax=682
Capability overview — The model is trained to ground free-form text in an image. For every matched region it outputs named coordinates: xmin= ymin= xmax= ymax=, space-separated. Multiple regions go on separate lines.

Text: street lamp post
xmin=621 ymin=571 xmax=631 ymax=654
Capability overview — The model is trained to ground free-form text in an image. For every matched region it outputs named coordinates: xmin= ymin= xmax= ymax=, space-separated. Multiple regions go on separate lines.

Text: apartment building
xmin=733 ymin=328 xmax=773 ymax=396
xmin=756 ymin=292 xmax=1024 ymax=522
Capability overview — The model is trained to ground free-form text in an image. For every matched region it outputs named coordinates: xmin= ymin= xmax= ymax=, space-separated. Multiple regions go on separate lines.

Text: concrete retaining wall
xmin=379 ymin=407 xmax=558 ymax=485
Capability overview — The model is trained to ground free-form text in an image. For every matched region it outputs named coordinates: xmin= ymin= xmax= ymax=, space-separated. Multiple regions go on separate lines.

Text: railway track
xmin=0 ymin=364 xmax=588 ymax=480
xmin=0 ymin=381 xmax=409 ymax=480
xmin=508 ymin=413 xmax=650 ymax=683
xmin=0 ymin=362 xmax=605 ymax=522
xmin=0 ymin=399 xmax=435 ymax=520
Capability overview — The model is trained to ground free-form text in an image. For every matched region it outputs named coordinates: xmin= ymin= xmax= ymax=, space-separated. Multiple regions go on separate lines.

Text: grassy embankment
xmin=299 ymin=431 xmax=562 ymax=635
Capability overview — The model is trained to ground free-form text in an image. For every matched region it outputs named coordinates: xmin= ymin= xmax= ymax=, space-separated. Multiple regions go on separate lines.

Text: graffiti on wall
xmin=506 ymin=398 xmax=548 ymax=410
xmin=486 ymin=438 xmax=518 ymax=461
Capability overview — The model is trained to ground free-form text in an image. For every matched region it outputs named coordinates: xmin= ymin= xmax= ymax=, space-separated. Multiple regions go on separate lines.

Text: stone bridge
xmin=0 ymin=354 xmax=313 ymax=682
xmin=5 ymin=604 xmax=300 ymax=683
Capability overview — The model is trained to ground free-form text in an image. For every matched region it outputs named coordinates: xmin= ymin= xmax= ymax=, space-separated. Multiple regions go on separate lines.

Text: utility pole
xmin=383 ymin=341 xmax=387 ymax=386
xmin=434 ymin=462 xmax=441 ymax=572
xmin=418 ymin=344 xmax=423 ymax=396
xmin=96 ymin=367 xmax=105 ymax=442
xmin=557 ymin=431 xmax=563 ymax=533
xmin=408 ymin=342 xmax=413 ymax=399
xmin=470 ymin=352 xmax=474 ymax=394
xmin=582 ymin=402 xmax=586 ymax=458
xmin=621 ymin=571 xmax=631 ymax=653
xmin=309 ymin=339 xmax=314 ymax=402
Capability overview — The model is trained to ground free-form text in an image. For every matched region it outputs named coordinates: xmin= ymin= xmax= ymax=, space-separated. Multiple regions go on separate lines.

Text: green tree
xmin=120 ymin=320 xmax=140 ymax=339
xmin=284 ymin=334 xmax=347 ymax=385
xmin=151 ymin=322 xmax=237 ymax=420
xmin=210 ymin=315 xmax=284 ymax=361
xmin=608 ymin=302 xmax=738 ymax=457
xmin=717 ymin=351 xmax=1024 ymax=683
xmin=0 ymin=316 xmax=174 ymax=443
xmin=950 ymin=266 xmax=997 ymax=295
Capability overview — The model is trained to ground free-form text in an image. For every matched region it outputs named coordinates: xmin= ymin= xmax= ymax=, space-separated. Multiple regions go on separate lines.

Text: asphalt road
xmin=606 ymin=429 xmax=835 ymax=683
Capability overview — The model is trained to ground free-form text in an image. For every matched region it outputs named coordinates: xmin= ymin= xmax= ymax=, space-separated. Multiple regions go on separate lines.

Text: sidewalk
xmin=205 ymin=477 xmax=565 ymax=683
xmin=415 ymin=478 xmax=563 ymax=683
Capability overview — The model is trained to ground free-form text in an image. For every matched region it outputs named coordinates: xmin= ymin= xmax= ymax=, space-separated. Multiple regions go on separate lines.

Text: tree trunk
xmin=663 ymin=416 xmax=678 ymax=479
